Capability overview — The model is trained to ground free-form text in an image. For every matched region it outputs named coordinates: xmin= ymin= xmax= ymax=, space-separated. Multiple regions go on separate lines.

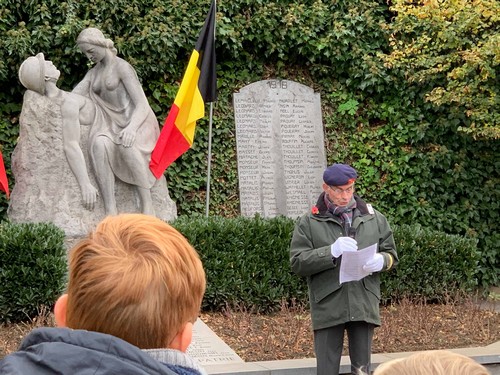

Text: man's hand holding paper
xmin=339 ymin=243 xmax=378 ymax=284
xmin=363 ymin=253 xmax=384 ymax=273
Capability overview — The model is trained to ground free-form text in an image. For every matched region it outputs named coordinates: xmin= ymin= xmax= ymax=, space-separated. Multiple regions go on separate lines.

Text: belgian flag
xmin=150 ymin=0 xmax=217 ymax=178
xmin=0 ymin=148 xmax=9 ymax=198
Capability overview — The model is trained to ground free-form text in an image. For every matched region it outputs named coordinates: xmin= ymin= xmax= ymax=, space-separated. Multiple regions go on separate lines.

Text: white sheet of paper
xmin=339 ymin=243 xmax=378 ymax=284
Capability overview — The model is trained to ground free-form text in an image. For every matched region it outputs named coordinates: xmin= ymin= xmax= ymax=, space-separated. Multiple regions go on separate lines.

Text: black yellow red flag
xmin=0 ymin=148 xmax=9 ymax=198
xmin=150 ymin=1 xmax=217 ymax=178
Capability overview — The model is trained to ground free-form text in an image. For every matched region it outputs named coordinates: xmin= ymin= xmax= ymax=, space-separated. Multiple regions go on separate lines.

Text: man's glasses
xmin=328 ymin=184 xmax=354 ymax=194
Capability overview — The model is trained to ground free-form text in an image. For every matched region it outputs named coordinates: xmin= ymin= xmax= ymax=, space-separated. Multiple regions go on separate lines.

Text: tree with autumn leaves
xmin=382 ymin=0 xmax=499 ymax=140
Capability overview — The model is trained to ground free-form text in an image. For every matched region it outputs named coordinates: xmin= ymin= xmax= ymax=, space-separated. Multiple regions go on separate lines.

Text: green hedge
xmin=0 ymin=218 xmax=482 ymax=321
xmin=381 ymin=224 xmax=480 ymax=302
xmin=172 ymin=216 xmax=481 ymax=311
xmin=0 ymin=221 xmax=66 ymax=324
xmin=172 ymin=214 xmax=307 ymax=312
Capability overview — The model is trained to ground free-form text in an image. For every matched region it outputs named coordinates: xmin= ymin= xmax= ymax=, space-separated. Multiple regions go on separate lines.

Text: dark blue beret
xmin=323 ymin=163 xmax=357 ymax=186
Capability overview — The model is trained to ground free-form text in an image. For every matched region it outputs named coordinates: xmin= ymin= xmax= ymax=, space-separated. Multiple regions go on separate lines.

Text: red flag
xmin=0 ymin=148 xmax=9 ymax=198
xmin=150 ymin=1 xmax=217 ymax=178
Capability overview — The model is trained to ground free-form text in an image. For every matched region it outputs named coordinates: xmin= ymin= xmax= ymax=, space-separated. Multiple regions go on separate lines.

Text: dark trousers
xmin=314 ymin=321 xmax=374 ymax=375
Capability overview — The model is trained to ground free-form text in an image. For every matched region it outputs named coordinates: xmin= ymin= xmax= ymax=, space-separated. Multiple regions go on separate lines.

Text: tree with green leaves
xmin=381 ymin=0 xmax=500 ymax=140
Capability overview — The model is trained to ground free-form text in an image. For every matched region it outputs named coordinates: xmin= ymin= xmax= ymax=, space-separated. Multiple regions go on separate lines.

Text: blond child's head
xmin=373 ymin=350 xmax=490 ymax=375
xmin=54 ymin=214 xmax=206 ymax=351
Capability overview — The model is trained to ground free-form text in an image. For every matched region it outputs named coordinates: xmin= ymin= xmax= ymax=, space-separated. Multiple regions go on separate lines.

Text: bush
xmin=173 ymin=216 xmax=481 ymax=312
xmin=0 ymin=217 xmax=483 ymax=320
xmin=172 ymin=214 xmax=308 ymax=312
xmin=0 ymin=221 xmax=67 ymax=324
xmin=382 ymin=224 xmax=480 ymax=302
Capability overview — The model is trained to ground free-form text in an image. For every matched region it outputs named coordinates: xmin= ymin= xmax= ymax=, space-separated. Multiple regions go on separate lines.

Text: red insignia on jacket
xmin=311 ymin=206 xmax=319 ymax=215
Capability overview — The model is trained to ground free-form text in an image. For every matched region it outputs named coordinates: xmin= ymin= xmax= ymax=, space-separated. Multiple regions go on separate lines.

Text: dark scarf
xmin=324 ymin=195 xmax=357 ymax=235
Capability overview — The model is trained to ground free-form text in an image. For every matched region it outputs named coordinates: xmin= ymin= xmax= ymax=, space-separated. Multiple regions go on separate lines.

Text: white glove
xmin=331 ymin=237 xmax=358 ymax=258
xmin=363 ymin=253 xmax=384 ymax=273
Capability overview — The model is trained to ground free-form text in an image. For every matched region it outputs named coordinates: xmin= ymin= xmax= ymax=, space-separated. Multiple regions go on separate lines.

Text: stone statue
xmin=72 ymin=27 xmax=159 ymax=216
xmin=18 ymin=53 xmax=98 ymax=210
xmin=8 ymin=44 xmax=177 ymax=238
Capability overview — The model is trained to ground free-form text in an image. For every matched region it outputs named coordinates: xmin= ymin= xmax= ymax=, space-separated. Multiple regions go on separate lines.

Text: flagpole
xmin=205 ymin=0 xmax=216 ymax=217
xmin=205 ymin=102 xmax=213 ymax=217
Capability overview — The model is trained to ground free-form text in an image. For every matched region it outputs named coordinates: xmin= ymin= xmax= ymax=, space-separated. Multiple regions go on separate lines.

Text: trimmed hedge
xmin=172 ymin=214 xmax=306 ymax=312
xmin=0 ymin=221 xmax=67 ymax=324
xmin=381 ymin=224 xmax=480 ymax=302
xmin=0 ymin=217 xmax=481 ymax=322
xmin=172 ymin=215 xmax=480 ymax=311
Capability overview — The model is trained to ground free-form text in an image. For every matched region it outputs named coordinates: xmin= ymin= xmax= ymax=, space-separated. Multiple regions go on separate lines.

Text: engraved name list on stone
xmin=234 ymin=79 xmax=327 ymax=218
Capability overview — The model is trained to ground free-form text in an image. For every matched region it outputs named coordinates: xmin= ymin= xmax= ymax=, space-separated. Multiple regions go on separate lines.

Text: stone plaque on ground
xmin=233 ymin=79 xmax=326 ymax=218
xmin=187 ymin=319 xmax=244 ymax=366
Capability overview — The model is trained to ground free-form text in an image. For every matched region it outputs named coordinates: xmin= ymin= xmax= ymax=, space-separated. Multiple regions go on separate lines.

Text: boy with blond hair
xmin=372 ymin=350 xmax=490 ymax=375
xmin=0 ymin=214 xmax=207 ymax=375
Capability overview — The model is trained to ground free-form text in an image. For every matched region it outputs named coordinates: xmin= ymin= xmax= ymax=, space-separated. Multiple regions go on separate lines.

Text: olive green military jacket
xmin=290 ymin=193 xmax=398 ymax=331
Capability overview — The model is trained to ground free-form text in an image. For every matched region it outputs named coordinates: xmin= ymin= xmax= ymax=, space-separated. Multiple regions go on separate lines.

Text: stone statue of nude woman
xmin=72 ymin=27 xmax=160 ymax=216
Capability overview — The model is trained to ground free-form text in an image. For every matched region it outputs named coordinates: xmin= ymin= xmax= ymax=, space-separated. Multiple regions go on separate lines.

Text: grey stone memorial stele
xmin=234 ymin=79 xmax=327 ymax=218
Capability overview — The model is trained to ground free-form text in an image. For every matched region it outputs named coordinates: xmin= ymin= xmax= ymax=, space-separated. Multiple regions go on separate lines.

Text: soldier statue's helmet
xmin=19 ymin=52 xmax=46 ymax=95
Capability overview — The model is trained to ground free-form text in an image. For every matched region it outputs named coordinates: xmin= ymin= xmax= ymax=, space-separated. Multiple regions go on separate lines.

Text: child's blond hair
xmin=65 ymin=214 xmax=206 ymax=349
xmin=373 ymin=350 xmax=490 ymax=375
